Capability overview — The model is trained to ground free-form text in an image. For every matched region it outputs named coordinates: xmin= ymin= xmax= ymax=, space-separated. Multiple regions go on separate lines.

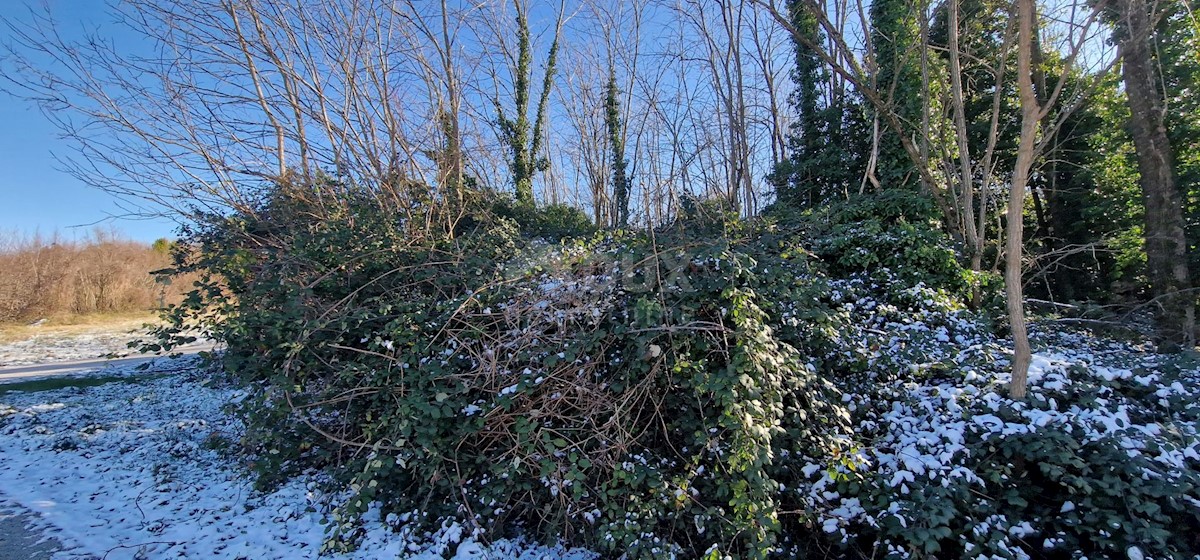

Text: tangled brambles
xmin=150 ymin=186 xmax=1200 ymax=559
xmin=303 ymin=233 xmax=856 ymax=559
xmin=151 ymin=184 xmax=867 ymax=557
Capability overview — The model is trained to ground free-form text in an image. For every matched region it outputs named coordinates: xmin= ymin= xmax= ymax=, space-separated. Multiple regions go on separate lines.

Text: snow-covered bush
xmin=146 ymin=181 xmax=1200 ymax=559
xmin=795 ymin=284 xmax=1200 ymax=559
xmin=148 ymin=183 xmax=857 ymax=558
xmin=304 ymin=229 xmax=858 ymax=559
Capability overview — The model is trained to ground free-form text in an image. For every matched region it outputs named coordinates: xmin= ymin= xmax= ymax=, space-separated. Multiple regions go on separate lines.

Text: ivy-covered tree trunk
xmin=780 ymin=0 xmax=823 ymax=207
xmin=772 ymin=0 xmax=867 ymax=208
xmin=1116 ymin=0 xmax=1195 ymax=350
xmin=605 ymin=68 xmax=631 ymax=228
xmin=869 ymin=0 xmax=923 ymax=190
xmin=496 ymin=1 xmax=560 ymax=207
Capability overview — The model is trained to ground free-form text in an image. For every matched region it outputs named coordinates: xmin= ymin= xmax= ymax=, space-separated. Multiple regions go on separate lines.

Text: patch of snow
xmin=0 ymin=332 xmax=143 ymax=367
xmin=0 ymin=370 xmax=598 ymax=560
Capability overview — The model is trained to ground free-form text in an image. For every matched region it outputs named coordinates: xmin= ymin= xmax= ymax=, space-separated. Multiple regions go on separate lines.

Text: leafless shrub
xmin=0 ymin=229 xmax=187 ymax=323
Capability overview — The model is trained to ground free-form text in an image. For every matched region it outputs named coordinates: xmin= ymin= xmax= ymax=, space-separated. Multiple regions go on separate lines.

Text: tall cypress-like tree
xmin=870 ymin=0 xmax=924 ymax=189
xmin=771 ymin=0 xmax=822 ymax=207
xmin=605 ymin=67 xmax=632 ymax=228
xmin=771 ymin=0 xmax=866 ymax=208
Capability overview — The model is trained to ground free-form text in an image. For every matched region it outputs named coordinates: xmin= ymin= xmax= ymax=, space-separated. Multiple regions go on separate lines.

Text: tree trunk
xmin=1008 ymin=0 xmax=1039 ymax=399
xmin=946 ymin=0 xmax=981 ymax=295
xmin=1117 ymin=0 xmax=1195 ymax=351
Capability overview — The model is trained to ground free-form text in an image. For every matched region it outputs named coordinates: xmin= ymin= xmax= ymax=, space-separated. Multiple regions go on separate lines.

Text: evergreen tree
xmin=870 ymin=0 xmax=925 ymax=189
xmin=1112 ymin=0 xmax=1194 ymax=348
xmin=1034 ymin=0 xmax=1198 ymax=344
xmin=771 ymin=0 xmax=867 ymax=208
xmin=1156 ymin=2 xmax=1200 ymax=283
xmin=605 ymin=67 xmax=632 ymax=228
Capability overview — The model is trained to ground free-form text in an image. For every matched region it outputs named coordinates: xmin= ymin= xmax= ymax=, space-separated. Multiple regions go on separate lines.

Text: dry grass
xmin=0 ymin=228 xmax=188 ymax=325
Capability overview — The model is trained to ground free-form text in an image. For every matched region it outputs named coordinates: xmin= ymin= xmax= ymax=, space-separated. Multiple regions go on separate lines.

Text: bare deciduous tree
xmin=2 ymin=1 xmax=521 ymax=232
xmin=1007 ymin=0 xmax=1040 ymax=399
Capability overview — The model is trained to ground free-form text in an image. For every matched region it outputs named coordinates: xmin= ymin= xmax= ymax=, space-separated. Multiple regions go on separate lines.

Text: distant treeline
xmin=0 ymin=229 xmax=185 ymax=323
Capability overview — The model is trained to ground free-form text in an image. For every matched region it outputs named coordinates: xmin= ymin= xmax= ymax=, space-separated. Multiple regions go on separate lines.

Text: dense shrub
xmin=153 ymin=182 xmax=863 ymax=557
xmin=490 ymin=192 xmax=597 ymax=241
xmin=154 ymin=181 xmax=1200 ymax=559
xmin=0 ymin=229 xmax=184 ymax=322
xmin=769 ymin=190 xmax=969 ymax=299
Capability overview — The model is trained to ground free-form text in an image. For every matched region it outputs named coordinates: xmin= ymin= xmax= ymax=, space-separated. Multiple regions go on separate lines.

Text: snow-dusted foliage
xmin=0 ymin=367 xmax=597 ymax=560
xmin=251 ymin=228 xmax=854 ymax=560
xmin=142 ymin=189 xmax=1200 ymax=559
xmin=793 ymin=274 xmax=1200 ymax=559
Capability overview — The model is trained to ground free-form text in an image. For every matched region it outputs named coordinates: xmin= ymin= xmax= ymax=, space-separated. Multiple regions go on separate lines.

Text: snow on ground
xmin=799 ymin=320 xmax=1200 ymax=558
xmin=1 ymin=290 xmax=1197 ymax=559
xmin=0 ymin=331 xmax=142 ymax=367
xmin=0 ymin=497 xmax=67 ymax=559
xmin=0 ymin=316 xmax=169 ymax=369
xmin=0 ymin=367 xmax=598 ymax=560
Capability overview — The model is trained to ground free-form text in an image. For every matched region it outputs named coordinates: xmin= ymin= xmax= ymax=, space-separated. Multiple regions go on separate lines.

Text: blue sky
xmin=0 ymin=2 xmax=176 ymax=244
xmin=0 ymin=95 xmax=177 ymax=243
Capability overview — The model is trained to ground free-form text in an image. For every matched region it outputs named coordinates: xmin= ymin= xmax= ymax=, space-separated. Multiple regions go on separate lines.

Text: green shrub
xmin=149 ymin=180 xmax=1200 ymax=560
xmin=770 ymin=190 xmax=970 ymax=299
xmin=490 ymin=192 xmax=596 ymax=241
xmin=310 ymin=228 xmax=855 ymax=558
xmin=672 ymin=193 xmax=741 ymax=235
xmin=151 ymin=181 xmax=864 ymax=558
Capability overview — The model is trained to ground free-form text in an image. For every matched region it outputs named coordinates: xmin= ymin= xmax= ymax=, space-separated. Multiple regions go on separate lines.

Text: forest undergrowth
xmin=145 ymin=185 xmax=1200 ymax=559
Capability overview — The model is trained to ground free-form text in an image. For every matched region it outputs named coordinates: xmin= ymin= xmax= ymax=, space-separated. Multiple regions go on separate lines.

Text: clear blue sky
xmin=0 ymin=2 xmax=177 ymax=244
xmin=0 ymin=97 xmax=177 ymax=244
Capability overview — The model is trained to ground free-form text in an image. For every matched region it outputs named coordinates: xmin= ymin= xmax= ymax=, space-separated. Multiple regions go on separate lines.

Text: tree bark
xmin=1008 ymin=0 xmax=1039 ymax=399
xmin=1117 ymin=0 xmax=1195 ymax=351
xmin=946 ymin=0 xmax=980 ymax=285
